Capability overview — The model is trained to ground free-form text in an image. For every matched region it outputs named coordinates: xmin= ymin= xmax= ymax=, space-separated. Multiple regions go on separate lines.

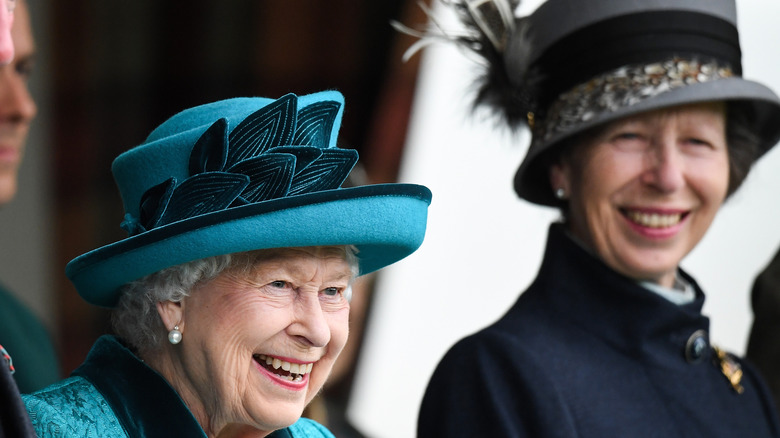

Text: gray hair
xmin=112 ymin=246 xmax=359 ymax=353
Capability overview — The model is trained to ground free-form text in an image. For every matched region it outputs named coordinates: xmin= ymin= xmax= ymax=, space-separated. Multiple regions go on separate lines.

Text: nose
xmin=640 ymin=140 xmax=685 ymax=193
xmin=288 ymin=293 xmax=331 ymax=348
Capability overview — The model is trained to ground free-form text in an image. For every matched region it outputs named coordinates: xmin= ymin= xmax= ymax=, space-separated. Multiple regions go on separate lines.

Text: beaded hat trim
xmin=534 ymin=57 xmax=735 ymax=144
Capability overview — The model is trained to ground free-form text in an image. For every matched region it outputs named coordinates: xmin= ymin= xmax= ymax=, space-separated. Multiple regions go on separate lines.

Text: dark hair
xmin=725 ymin=101 xmax=763 ymax=196
xmin=546 ymin=101 xmax=762 ymax=218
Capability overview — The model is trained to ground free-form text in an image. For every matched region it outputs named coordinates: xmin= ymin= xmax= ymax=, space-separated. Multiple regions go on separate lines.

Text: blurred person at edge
xmin=0 ymin=0 xmax=60 ymax=395
xmin=1 ymin=1 xmax=50 ymax=436
xmin=401 ymin=0 xmax=780 ymax=436
xmin=0 ymin=0 xmax=14 ymax=65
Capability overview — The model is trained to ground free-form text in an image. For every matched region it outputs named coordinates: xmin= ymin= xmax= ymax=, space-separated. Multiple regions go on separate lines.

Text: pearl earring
xmin=555 ymin=188 xmax=566 ymax=200
xmin=168 ymin=325 xmax=182 ymax=344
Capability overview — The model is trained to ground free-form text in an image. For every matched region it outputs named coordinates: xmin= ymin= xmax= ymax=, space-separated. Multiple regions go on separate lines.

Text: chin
xmin=0 ymin=176 xmax=18 ymax=204
xmin=0 ymin=187 xmax=16 ymax=205
xmin=252 ymin=409 xmax=304 ymax=432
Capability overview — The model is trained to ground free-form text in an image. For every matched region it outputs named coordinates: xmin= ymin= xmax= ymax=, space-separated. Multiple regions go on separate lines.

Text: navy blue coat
xmin=418 ymin=224 xmax=780 ymax=437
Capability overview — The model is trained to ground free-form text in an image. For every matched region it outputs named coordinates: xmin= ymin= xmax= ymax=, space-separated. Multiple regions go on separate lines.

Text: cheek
xmin=315 ymin=308 xmax=351 ymax=374
xmin=693 ymin=156 xmax=730 ymax=205
xmin=328 ymin=308 xmax=351 ymax=353
xmin=192 ymin=295 xmax=279 ymax=356
xmin=570 ymin=159 xmax=622 ymax=221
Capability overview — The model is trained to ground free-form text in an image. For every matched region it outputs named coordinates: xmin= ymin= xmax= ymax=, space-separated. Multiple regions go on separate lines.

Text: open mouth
xmin=622 ymin=209 xmax=687 ymax=229
xmin=253 ymin=354 xmax=313 ymax=382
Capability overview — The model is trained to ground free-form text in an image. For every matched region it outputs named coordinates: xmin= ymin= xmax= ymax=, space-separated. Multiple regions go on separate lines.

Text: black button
xmin=685 ymin=329 xmax=709 ymax=363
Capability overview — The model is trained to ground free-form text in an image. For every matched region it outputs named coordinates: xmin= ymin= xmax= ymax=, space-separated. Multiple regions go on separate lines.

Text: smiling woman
xmin=20 ymin=91 xmax=431 ymax=437
xmin=550 ymin=102 xmax=731 ymax=288
xmin=404 ymin=0 xmax=780 ymax=437
xmin=116 ymin=246 xmax=356 ymax=434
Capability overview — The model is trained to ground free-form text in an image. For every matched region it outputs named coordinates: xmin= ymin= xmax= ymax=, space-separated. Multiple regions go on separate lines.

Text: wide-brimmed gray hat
xmin=403 ymin=0 xmax=780 ymax=206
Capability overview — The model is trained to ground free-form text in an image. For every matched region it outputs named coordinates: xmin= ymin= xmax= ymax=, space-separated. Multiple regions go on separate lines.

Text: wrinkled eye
xmin=270 ymin=280 xmax=287 ymax=289
xmin=322 ymin=287 xmax=340 ymax=297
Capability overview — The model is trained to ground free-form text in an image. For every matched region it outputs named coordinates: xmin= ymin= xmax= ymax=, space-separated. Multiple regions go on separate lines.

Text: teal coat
xmin=0 ymin=283 xmax=60 ymax=393
xmin=23 ymin=336 xmax=334 ymax=438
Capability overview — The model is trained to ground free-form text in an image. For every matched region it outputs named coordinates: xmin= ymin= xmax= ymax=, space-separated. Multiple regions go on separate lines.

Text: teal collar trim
xmin=72 ymin=335 xmax=207 ymax=438
xmin=72 ymin=335 xmax=301 ymax=437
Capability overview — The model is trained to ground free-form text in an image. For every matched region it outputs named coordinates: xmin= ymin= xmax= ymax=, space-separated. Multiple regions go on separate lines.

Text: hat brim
xmin=515 ymin=77 xmax=780 ymax=206
xmin=66 ymin=184 xmax=432 ymax=307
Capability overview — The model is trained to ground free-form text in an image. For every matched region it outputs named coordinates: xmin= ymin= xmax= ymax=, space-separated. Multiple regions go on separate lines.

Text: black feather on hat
xmin=398 ymin=0 xmax=780 ymax=206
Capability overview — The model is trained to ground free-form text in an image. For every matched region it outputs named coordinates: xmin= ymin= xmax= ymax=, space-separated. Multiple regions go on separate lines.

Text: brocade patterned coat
xmin=23 ymin=336 xmax=334 ymax=438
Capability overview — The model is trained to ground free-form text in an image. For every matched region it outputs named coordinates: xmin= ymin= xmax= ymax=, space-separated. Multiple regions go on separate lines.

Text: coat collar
xmin=524 ymin=223 xmax=710 ymax=361
xmin=72 ymin=335 xmax=302 ymax=437
xmin=72 ymin=335 xmax=207 ymax=438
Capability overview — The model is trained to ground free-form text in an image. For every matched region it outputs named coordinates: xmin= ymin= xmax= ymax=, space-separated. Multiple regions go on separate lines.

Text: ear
xmin=549 ymin=158 xmax=571 ymax=195
xmin=156 ymin=300 xmax=184 ymax=332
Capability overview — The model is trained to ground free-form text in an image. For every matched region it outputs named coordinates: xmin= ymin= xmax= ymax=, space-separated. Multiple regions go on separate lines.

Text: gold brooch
xmin=712 ymin=345 xmax=744 ymax=394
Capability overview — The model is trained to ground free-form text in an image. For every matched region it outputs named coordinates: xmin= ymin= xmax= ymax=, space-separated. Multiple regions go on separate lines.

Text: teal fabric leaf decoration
xmin=159 ymin=172 xmax=249 ymax=226
xmin=293 ymin=100 xmax=340 ymax=147
xmin=137 ymin=177 xmax=177 ymax=233
xmin=227 ymin=93 xmax=296 ymax=164
xmin=189 ymin=118 xmax=228 ymax=174
xmin=228 ymin=153 xmax=296 ymax=204
xmin=268 ymin=146 xmax=323 ymax=174
xmin=132 ymin=93 xmax=357 ymax=234
xmin=289 ymin=148 xmax=358 ymax=195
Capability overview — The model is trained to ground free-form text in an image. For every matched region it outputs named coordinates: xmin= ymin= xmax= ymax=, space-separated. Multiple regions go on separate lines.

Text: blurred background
xmin=3 ymin=1 xmax=780 ymax=437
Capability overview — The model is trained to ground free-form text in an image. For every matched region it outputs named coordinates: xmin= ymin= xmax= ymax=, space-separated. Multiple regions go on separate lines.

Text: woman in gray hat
xmin=404 ymin=0 xmax=780 ymax=436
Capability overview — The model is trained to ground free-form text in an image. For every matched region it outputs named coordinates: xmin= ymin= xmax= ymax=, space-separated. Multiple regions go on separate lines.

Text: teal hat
xmin=66 ymin=91 xmax=432 ymax=307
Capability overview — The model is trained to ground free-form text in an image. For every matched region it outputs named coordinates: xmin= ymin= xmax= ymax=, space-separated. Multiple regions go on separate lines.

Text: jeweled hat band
xmin=535 ymin=57 xmax=734 ymax=145
xmin=524 ymin=10 xmax=741 ymax=116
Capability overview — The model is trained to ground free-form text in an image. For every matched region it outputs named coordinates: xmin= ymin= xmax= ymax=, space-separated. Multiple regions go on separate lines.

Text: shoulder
xmin=418 ymin=309 xmax=578 ymax=436
xmin=23 ymin=376 xmax=126 ymax=437
xmin=286 ymin=417 xmax=335 ymax=437
xmin=440 ymin=303 xmax=569 ymax=371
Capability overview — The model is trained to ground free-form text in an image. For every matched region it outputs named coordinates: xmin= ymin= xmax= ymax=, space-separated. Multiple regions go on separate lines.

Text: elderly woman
xmin=407 ymin=0 xmax=780 ymax=436
xmin=22 ymin=91 xmax=431 ymax=437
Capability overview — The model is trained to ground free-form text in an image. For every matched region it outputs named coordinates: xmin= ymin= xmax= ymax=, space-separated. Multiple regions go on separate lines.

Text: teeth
xmin=256 ymin=354 xmax=314 ymax=377
xmin=627 ymin=211 xmax=682 ymax=228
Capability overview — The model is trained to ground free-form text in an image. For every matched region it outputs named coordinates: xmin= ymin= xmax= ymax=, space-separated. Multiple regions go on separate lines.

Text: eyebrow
xmin=255 ymin=259 xmax=353 ymax=281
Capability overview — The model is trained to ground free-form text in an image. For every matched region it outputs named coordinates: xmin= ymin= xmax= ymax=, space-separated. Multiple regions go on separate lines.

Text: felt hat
xmin=66 ymin=91 xmax=432 ymax=307
xmin=422 ymin=0 xmax=780 ymax=206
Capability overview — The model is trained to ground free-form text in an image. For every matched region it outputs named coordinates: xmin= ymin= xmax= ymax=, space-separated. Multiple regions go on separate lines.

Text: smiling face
xmin=155 ymin=246 xmax=353 ymax=436
xmin=550 ymin=102 xmax=730 ymax=288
